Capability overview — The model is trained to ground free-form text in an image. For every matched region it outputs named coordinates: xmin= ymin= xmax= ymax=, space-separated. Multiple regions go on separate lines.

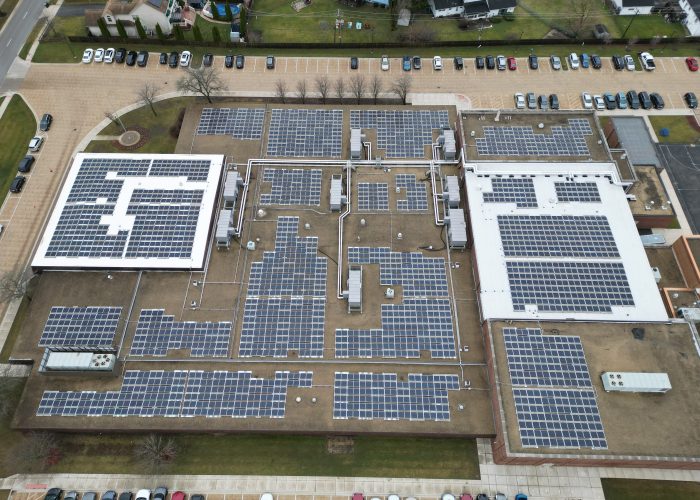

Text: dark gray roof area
xmin=463 ymin=0 xmax=490 ymax=14
xmin=488 ymin=0 xmax=517 ymax=9
xmin=612 ymin=117 xmax=660 ymax=168
xmin=431 ymin=0 xmax=463 ymax=10
xmin=621 ymin=0 xmax=655 ymax=6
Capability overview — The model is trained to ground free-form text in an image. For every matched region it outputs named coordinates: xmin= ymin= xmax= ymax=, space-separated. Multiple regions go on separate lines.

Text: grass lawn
xmin=0 ymin=297 xmax=29 ymax=363
xmin=84 ymin=97 xmax=188 ymax=154
xmin=602 ymin=478 xmax=700 ymax=500
xmin=0 ymin=378 xmax=28 ymax=477
xmin=649 ymin=115 xmax=700 ymax=144
xmin=0 ymin=95 xmax=37 ymax=207
xmin=0 ymin=0 xmax=21 ymax=32
xmin=19 ymin=19 xmax=46 ymax=60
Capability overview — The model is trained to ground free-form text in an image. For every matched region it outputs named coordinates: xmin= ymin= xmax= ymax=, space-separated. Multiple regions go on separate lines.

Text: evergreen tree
xmin=239 ymin=8 xmax=246 ymax=38
xmin=155 ymin=23 xmax=165 ymax=41
xmin=135 ymin=17 xmax=147 ymax=39
xmin=115 ymin=19 xmax=128 ymax=39
xmin=211 ymin=2 xmax=221 ymax=20
xmin=97 ymin=17 xmax=111 ymax=38
xmin=225 ymin=1 xmax=233 ymax=21
xmin=174 ymin=25 xmax=185 ymax=41
xmin=212 ymin=26 xmax=221 ymax=43
xmin=192 ymin=24 xmax=202 ymax=41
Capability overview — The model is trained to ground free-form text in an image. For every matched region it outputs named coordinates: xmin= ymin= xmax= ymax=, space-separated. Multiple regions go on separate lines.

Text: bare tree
xmin=370 ymin=75 xmax=383 ymax=104
xmin=275 ymin=79 xmax=288 ymax=103
xmin=391 ymin=75 xmax=412 ymax=105
xmin=565 ymin=0 xmax=597 ymax=38
xmin=296 ymin=79 xmax=308 ymax=104
xmin=134 ymin=434 xmax=178 ymax=473
xmin=315 ymin=76 xmax=330 ymax=104
xmin=0 ymin=271 xmax=35 ymax=303
xmin=10 ymin=432 xmax=59 ymax=472
xmin=104 ymin=111 xmax=126 ymax=133
xmin=349 ymin=74 xmax=366 ymax=104
xmin=137 ymin=82 xmax=161 ymax=116
xmin=334 ymin=78 xmax=345 ymax=104
xmin=176 ymin=67 xmax=227 ymax=104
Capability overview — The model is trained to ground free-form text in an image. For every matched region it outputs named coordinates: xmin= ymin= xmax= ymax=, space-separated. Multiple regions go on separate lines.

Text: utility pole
xmin=622 ymin=9 xmax=639 ymax=39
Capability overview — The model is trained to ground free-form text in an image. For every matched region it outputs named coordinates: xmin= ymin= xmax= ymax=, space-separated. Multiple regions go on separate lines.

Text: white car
xmin=624 ymin=54 xmax=635 ymax=71
xmin=496 ymin=55 xmax=506 ymax=70
xmin=514 ymin=92 xmax=525 ymax=109
xmin=180 ymin=50 xmax=192 ymax=67
xmin=380 ymin=55 xmax=389 ymax=71
xmin=103 ymin=48 xmax=115 ymax=63
xmin=568 ymin=52 xmax=580 ymax=69
xmin=593 ymin=94 xmax=605 ymax=110
xmin=28 ymin=136 xmax=44 ymax=152
xmin=433 ymin=56 xmax=442 ymax=70
xmin=81 ymin=48 xmax=94 ymax=64
xmin=581 ymin=92 xmax=593 ymax=109
xmin=640 ymin=51 xmax=655 ymax=71
xmin=93 ymin=48 xmax=104 ymax=63
xmin=135 ymin=490 xmax=151 ymax=500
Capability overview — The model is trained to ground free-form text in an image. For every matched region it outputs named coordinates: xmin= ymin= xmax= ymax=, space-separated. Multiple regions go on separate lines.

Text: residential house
xmin=428 ymin=0 xmax=516 ymax=19
xmin=611 ymin=0 xmax=656 ymax=15
xmin=86 ymin=0 xmax=178 ymax=37
xmin=679 ymin=0 xmax=700 ymax=33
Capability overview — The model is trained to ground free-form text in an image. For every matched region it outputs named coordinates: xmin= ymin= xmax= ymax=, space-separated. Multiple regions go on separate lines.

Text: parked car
xmin=93 ymin=48 xmax=104 ymax=62
xmin=626 ymin=90 xmax=640 ymax=109
xmin=44 ymin=488 xmax=62 ymax=500
xmin=180 ymin=50 xmax=192 ymax=67
xmin=591 ymin=54 xmax=602 ymax=69
xmin=603 ymin=92 xmax=617 ymax=110
xmin=538 ymin=94 xmax=548 ymax=110
xmin=159 ymin=52 xmax=168 ymax=65
xmin=125 ymin=50 xmax=138 ymax=66
xmin=168 ymin=51 xmax=179 ymax=67
xmin=616 ymin=92 xmax=628 ymax=109
xmin=352 ymin=494 xmax=364 ymax=500
xmin=459 ymin=495 xmax=473 ymax=500
xmin=102 ymin=492 xmax=117 ymax=500
xmin=83 ymin=492 xmax=97 ymax=500
xmin=640 ymin=51 xmax=655 ymax=70
xmin=114 ymin=47 xmax=126 ymax=63
xmin=153 ymin=488 xmax=167 ymax=500
xmin=685 ymin=91 xmax=698 ymax=109
xmin=580 ymin=53 xmax=590 ymax=68
xmin=433 ymin=55 xmax=443 ymax=70
xmin=624 ymin=54 xmax=635 ymax=70
xmin=496 ymin=55 xmax=506 ymax=70
xmin=454 ymin=56 xmax=463 ymax=70
xmin=403 ymin=56 xmax=411 ymax=71
xmin=380 ymin=55 xmax=389 ymax=71
xmin=686 ymin=56 xmax=698 ymax=71
xmin=104 ymin=47 xmax=115 ymax=63
xmin=495 ymin=494 xmax=506 ymax=500
xmin=528 ymin=54 xmax=538 ymax=69
xmin=82 ymin=48 xmax=94 ymax=63
xmin=136 ymin=51 xmax=149 ymax=67
xmin=638 ymin=91 xmax=652 ymax=109
xmin=224 ymin=54 xmax=234 ymax=68
xmin=475 ymin=55 xmax=484 ymax=69
xmin=18 ymin=155 xmax=34 ymax=173
xmin=236 ymin=54 xmax=245 ymax=69
xmin=64 ymin=492 xmax=78 ymax=500
xmin=171 ymin=493 xmax=185 ymax=500
xmin=350 ymin=56 xmax=358 ymax=70
xmin=514 ymin=92 xmax=525 ymax=109
xmin=40 ymin=113 xmax=52 ymax=131
xmin=202 ymin=53 xmax=214 ymax=67
xmin=650 ymin=92 xmax=665 ymax=109
xmin=514 ymin=495 xmax=528 ymax=500
xmin=507 ymin=56 xmax=516 ymax=70
xmin=9 ymin=176 xmax=26 ymax=193
xmin=190 ymin=496 xmax=204 ymax=500
xmin=475 ymin=495 xmax=488 ymax=500
xmin=485 ymin=55 xmax=495 ymax=69
xmin=413 ymin=56 xmax=421 ymax=69
xmin=550 ymin=55 xmax=561 ymax=70
xmin=593 ymin=94 xmax=605 ymax=110
xmin=29 ymin=136 xmax=43 ymax=152
xmin=568 ymin=52 xmax=579 ymax=69
xmin=117 ymin=493 xmax=132 ymax=500
xmin=266 ymin=55 xmax=275 ymax=69
xmin=612 ymin=54 xmax=624 ymax=70
xmin=549 ymin=93 xmax=559 ymax=110
xmin=581 ymin=92 xmax=593 ymax=109
xmin=526 ymin=92 xmax=536 ymax=109
xmin=135 ymin=491 xmax=150 ymax=500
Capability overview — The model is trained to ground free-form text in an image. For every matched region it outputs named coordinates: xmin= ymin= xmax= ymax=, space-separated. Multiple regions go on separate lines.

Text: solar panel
xmin=503 ymin=327 xmax=592 ymax=387
xmin=498 ymin=215 xmax=619 ymax=259
xmin=39 ymin=306 xmax=122 ymax=348
xmin=483 ymin=178 xmax=537 ymax=208
xmin=333 ymin=372 xmax=459 ymax=421
xmin=395 ymin=174 xmax=428 ymax=211
xmin=130 ymin=310 xmax=231 ymax=357
xmin=196 ymin=108 xmax=265 ymax=139
xmin=357 ymin=183 xmax=389 ymax=211
xmin=555 ymin=182 xmax=602 ymax=203
xmin=475 ymin=119 xmax=593 ymax=157
xmin=513 ymin=388 xmax=608 ymax=449
xmin=507 ymin=261 xmax=634 ymax=312
xmin=37 ymin=370 xmax=313 ymax=418
xmin=260 ymin=168 xmax=322 ymax=206
xmin=350 ymin=110 xmax=449 ymax=158
xmin=266 ymin=109 xmax=342 ymax=158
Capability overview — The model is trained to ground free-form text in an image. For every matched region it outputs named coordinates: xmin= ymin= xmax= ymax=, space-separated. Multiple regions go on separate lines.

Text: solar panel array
xmin=497 ymin=215 xmax=620 ymax=259
xmin=475 ymin=119 xmax=593 ymax=157
xmin=350 ymin=110 xmax=450 ymax=158
xmin=240 ymin=217 xmax=327 ymax=358
xmin=555 ymin=182 xmax=602 ymax=203
xmin=396 ymin=174 xmax=428 ymax=211
xmin=196 ymin=107 xmax=265 ymax=139
xmin=483 ymin=178 xmax=538 ymax=208
xmin=39 ymin=306 xmax=122 ymax=348
xmin=266 ymin=109 xmax=342 ymax=158
xmin=336 ymin=298 xmax=456 ymax=358
xmin=507 ymin=261 xmax=634 ymax=313
xmin=260 ymin=168 xmax=322 ymax=206
xmin=357 ymin=183 xmax=389 ymax=211
xmin=130 ymin=310 xmax=231 ymax=357
xmin=333 ymin=372 xmax=459 ymax=421
xmin=37 ymin=370 xmax=312 ymax=418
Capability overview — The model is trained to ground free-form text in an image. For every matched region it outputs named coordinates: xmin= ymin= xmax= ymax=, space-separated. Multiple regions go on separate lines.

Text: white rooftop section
xmin=464 ymin=162 xmax=668 ymax=322
xmin=601 ymin=372 xmax=671 ymax=393
xmin=33 ymin=153 xmax=225 ymax=270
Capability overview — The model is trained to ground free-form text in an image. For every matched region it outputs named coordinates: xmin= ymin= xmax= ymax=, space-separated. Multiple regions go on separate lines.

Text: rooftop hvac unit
xmin=330 ymin=175 xmax=345 ymax=211
xmin=215 ymin=209 xmax=234 ymax=249
xmin=223 ymin=170 xmax=242 ymax=208
xmin=601 ymin=372 xmax=671 ymax=393
xmin=445 ymin=207 xmax=467 ymax=249
xmin=441 ymin=129 xmax=456 ymax=160
xmin=350 ymin=128 xmax=363 ymax=160
xmin=444 ymin=176 xmax=461 ymax=208
xmin=347 ymin=265 xmax=362 ymax=312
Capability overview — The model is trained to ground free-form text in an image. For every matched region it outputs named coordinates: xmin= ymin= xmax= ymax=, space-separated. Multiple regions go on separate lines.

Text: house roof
xmin=487 ymin=0 xmax=516 ymax=9
xmin=84 ymin=9 xmax=102 ymax=27
xmin=103 ymin=0 xmax=170 ymax=17
xmin=463 ymin=0 xmax=490 ymax=14
xmin=431 ymin=0 xmax=462 ymax=10
xmin=621 ymin=0 xmax=656 ymax=7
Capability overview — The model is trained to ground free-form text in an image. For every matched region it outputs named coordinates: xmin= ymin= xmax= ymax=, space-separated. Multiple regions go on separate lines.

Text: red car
xmin=171 ymin=492 xmax=185 ymax=500
xmin=686 ymin=57 xmax=698 ymax=72
xmin=507 ymin=56 xmax=517 ymax=70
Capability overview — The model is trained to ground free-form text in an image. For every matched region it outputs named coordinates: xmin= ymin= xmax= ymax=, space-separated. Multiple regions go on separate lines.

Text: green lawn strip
xmin=610 ymin=13 xmax=687 ymax=38
xmin=602 ymin=478 xmax=700 ymax=500
xmin=0 ymin=378 xmax=28 ymax=477
xmin=649 ymin=116 xmax=700 ymax=144
xmin=0 ymin=297 xmax=29 ymax=363
xmin=0 ymin=0 xmax=21 ymax=32
xmin=19 ymin=19 xmax=46 ymax=60
xmin=0 ymin=95 xmax=37 ymax=207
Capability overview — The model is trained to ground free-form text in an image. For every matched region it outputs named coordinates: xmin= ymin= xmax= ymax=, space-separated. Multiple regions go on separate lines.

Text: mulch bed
xmin=111 ymin=126 xmax=150 ymax=151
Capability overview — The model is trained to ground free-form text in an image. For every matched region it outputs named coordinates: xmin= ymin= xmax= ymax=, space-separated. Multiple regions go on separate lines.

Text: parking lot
xmin=656 ymin=143 xmax=700 ymax=233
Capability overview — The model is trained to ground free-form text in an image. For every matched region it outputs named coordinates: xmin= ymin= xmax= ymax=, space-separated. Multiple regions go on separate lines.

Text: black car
xmin=45 ymin=489 xmax=62 ymax=500
xmin=10 ymin=176 xmax=26 ymax=193
xmin=485 ymin=55 xmax=495 ymax=69
xmin=454 ymin=56 xmax=463 ymax=70
xmin=612 ymin=55 xmax=624 ymax=70
xmin=102 ymin=492 xmax=117 ymax=500
xmin=224 ymin=54 xmax=234 ymax=68
xmin=626 ymin=90 xmax=640 ymax=109
xmin=125 ymin=50 xmax=138 ymax=66
xmin=136 ymin=51 xmax=149 ymax=67
xmin=266 ymin=55 xmax=275 ymax=69
xmin=537 ymin=94 xmax=548 ymax=110
xmin=118 ymin=493 xmax=132 ymax=500
xmin=475 ymin=56 xmax=484 ymax=69
xmin=412 ymin=56 xmax=421 ymax=70
xmin=168 ymin=51 xmax=179 ymax=68
xmin=153 ymin=488 xmax=167 ymax=500
xmin=549 ymin=94 xmax=559 ymax=110
xmin=40 ymin=113 xmax=52 ymax=131
xmin=604 ymin=92 xmax=617 ymax=110
xmin=235 ymin=54 xmax=245 ymax=69
xmin=203 ymin=53 xmax=214 ymax=67
xmin=650 ymin=92 xmax=665 ymax=109
xmin=528 ymin=54 xmax=538 ymax=69
xmin=114 ymin=48 xmax=127 ymax=63
xmin=159 ymin=52 xmax=168 ymax=65
xmin=18 ymin=155 xmax=34 ymax=173
xmin=638 ymin=91 xmax=652 ymax=110
xmin=591 ymin=54 xmax=602 ymax=69
xmin=685 ymin=91 xmax=698 ymax=109
xmin=350 ymin=56 xmax=358 ymax=70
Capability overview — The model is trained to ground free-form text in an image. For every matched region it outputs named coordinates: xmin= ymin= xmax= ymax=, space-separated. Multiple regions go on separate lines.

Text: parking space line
xmin=671 ymin=58 xmax=678 ymax=73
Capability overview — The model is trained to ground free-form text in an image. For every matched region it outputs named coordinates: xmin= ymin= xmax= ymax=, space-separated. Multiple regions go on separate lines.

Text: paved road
xmin=56 ymin=3 xmax=102 ymax=17
xmin=0 ymin=0 xmax=46 ymax=88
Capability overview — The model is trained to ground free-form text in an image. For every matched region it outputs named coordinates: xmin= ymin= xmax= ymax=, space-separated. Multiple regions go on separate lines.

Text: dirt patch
xmin=327 ymin=436 xmax=354 ymax=454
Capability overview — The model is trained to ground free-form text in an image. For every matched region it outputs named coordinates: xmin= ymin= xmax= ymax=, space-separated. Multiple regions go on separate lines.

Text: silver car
xmin=514 ymin=92 xmax=525 ymax=109
xmin=550 ymin=55 xmax=561 ymax=70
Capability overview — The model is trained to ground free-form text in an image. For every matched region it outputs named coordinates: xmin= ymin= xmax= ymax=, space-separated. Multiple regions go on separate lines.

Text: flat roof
xmin=464 ymin=162 xmax=668 ymax=322
xmin=611 ymin=117 xmax=660 ymax=167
